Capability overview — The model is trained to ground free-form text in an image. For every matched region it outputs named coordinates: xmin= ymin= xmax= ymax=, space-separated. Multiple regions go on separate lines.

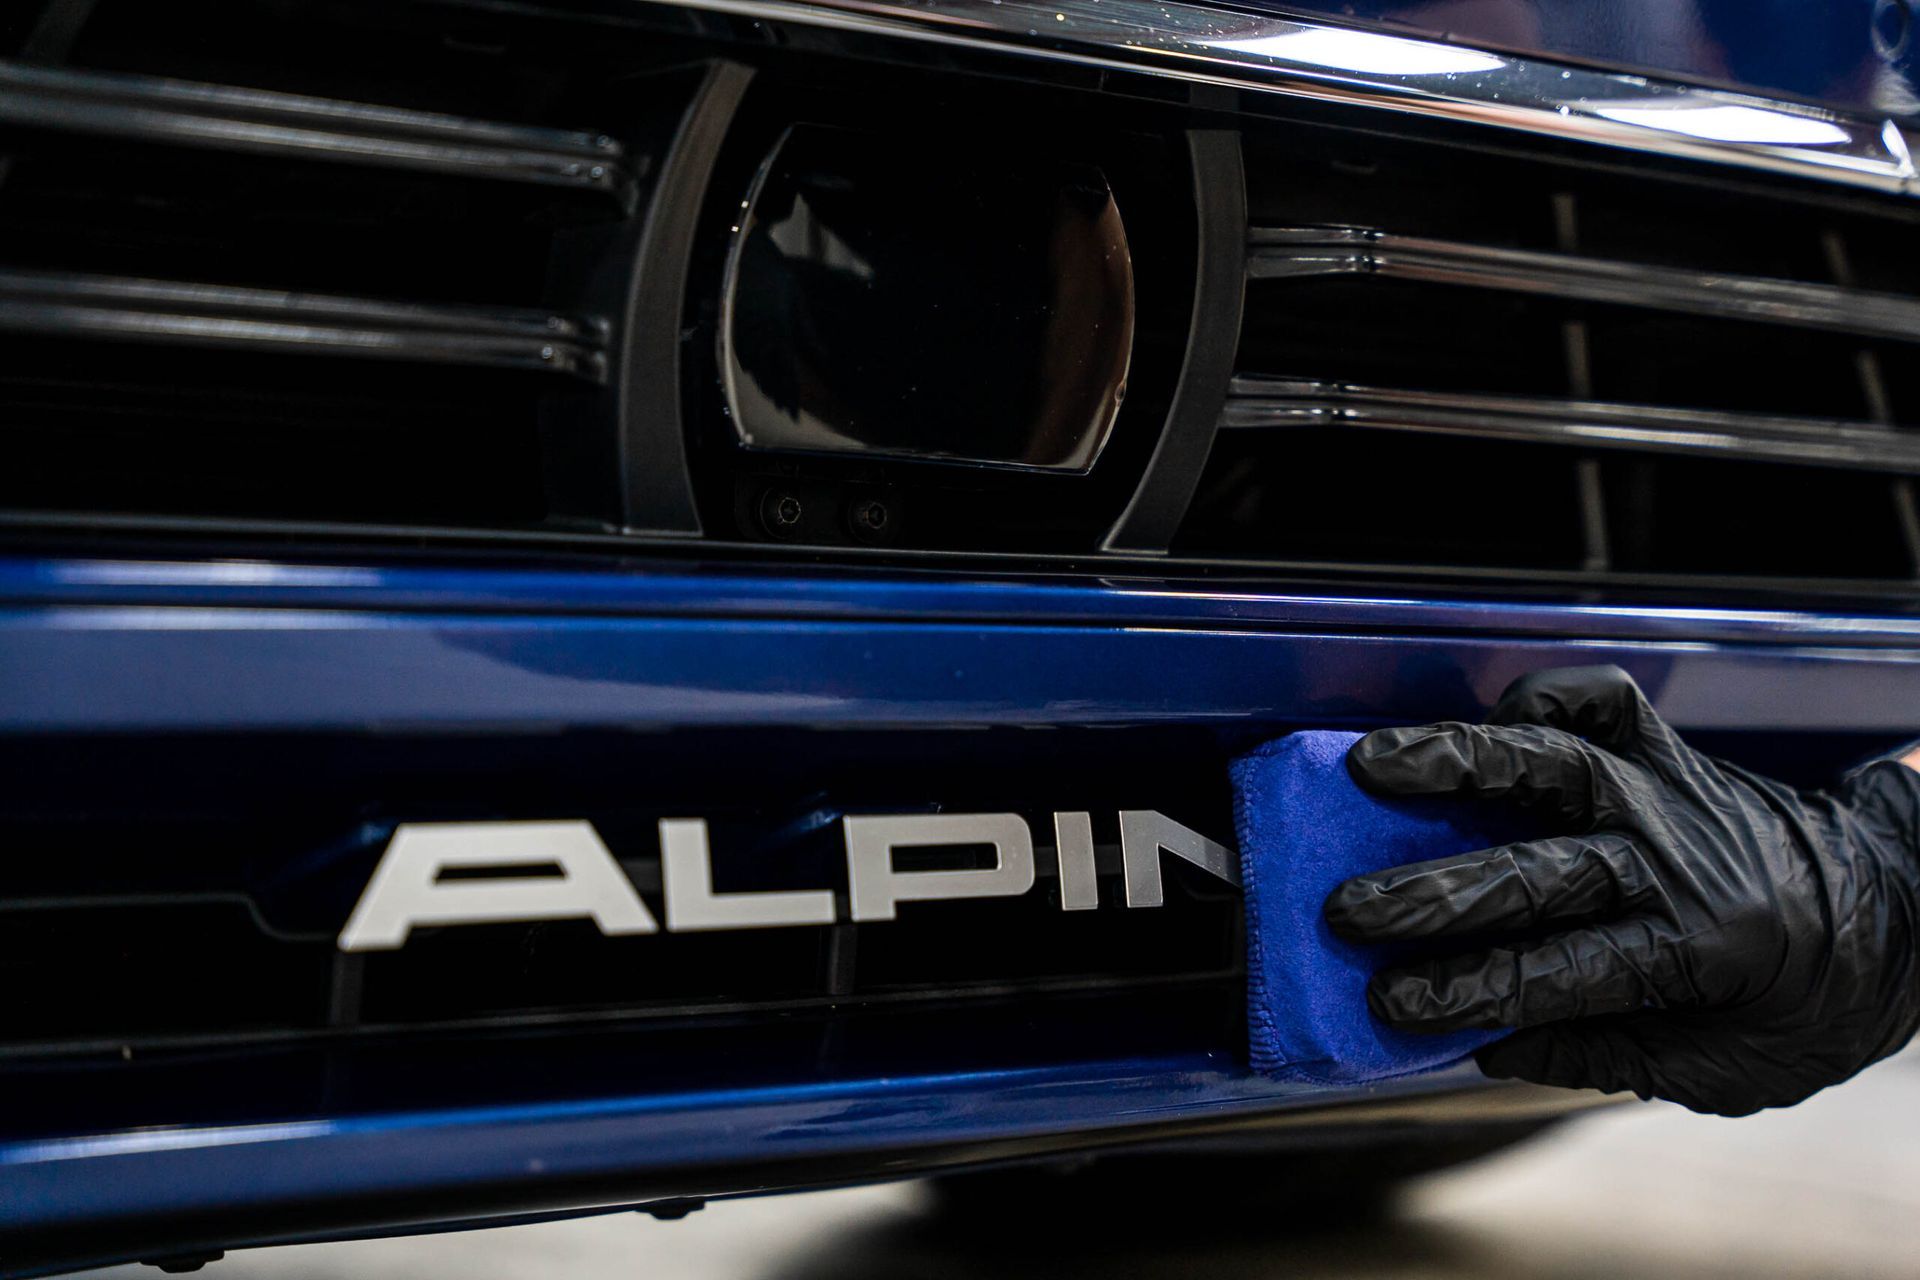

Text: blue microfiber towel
xmin=1231 ymin=729 xmax=1518 ymax=1085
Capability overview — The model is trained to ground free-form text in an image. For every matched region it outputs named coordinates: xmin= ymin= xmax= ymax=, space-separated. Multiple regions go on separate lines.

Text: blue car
xmin=3 ymin=0 xmax=1918 ymax=1272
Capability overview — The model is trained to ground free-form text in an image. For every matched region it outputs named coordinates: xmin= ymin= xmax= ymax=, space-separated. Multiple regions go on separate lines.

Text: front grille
xmin=0 ymin=728 xmax=1243 ymax=1136
xmin=7 ymin=0 xmax=1920 ymax=602
xmin=0 ymin=0 xmax=1198 ymax=548
xmin=0 ymin=0 xmax=691 ymax=532
xmin=1182 ymin=130 xmax=1920 ymax=586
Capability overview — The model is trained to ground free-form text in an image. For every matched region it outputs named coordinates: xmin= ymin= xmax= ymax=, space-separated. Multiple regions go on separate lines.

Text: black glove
xmin=1324 ymin=665 xmax=1920 ymax=1117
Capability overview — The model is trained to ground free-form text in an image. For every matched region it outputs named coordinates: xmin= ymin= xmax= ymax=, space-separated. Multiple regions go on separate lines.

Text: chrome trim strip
xmin=0 ymin=270 xmax=609 ymax=381
xmin=0 ymin=60 xmax=636 ymax=206
xmin=1248 ymin=225 xmax=1920 ymax=343
xmin=626 ymin=0 xmax=1919 ymax=197
xmin=1223 ymin=375 xmax=1920 ymax=473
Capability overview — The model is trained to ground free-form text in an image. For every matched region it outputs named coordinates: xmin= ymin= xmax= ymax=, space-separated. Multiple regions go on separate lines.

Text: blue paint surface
xmin=2 ymin=557 xmax=1920 ymax=735
xmin=0 ymin=1054 xmax=1483 ymax=1230
xmin=2 ymin=551 xmax=1915 ymax=1242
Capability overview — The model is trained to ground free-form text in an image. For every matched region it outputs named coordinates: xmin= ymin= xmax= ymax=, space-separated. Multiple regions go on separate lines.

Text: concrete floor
xmin=84 ymin=1050 xmax=1920 ymax=1280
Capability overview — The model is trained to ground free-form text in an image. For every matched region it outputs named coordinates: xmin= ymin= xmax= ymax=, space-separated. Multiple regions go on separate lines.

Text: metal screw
xmin=853 ymin=499 xmax=889 ymax=531
xmin=761 ymin=491 xmax=805 ymax=536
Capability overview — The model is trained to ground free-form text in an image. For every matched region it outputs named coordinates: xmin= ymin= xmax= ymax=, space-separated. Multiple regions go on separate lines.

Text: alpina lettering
xmin=337 ymin=810 xmax=1238 ymax=952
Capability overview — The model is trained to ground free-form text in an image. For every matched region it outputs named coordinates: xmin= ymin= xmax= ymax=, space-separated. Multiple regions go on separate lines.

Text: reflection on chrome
xmin=1593 ymin=103 xmax=1855 ymax=147
xmin=639 ymin=0 xmax=1920 ymax=195
xmin=1206 ymin=27 xmax=1506 ymax=78
xmin=1221 ymin=376 xmax=1920 ymax=475
xmin=1246 ymin=225 xmax=1920 ymax=345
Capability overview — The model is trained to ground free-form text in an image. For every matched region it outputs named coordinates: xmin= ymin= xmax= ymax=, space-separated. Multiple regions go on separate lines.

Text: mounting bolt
xmin=760 ymin=490 xmax=805 ymax=537
xmin=847 ymin=498 xmax=892 ymax=542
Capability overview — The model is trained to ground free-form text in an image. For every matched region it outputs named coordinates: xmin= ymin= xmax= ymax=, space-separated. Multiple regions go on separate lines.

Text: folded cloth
xmin=1231 ymin=729 xmax=1517 ymax=1084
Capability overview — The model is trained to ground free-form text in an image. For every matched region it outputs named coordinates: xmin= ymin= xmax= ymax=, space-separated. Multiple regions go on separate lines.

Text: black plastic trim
xmin=1221 ymin=374 xmax=1920 ymax=474
xmin=15 ymin=0 xmax=95 ymax=61
xmin=618 ymin=61 xmax=755 ymax=534
xmin=1103 ymin=129 xmax=1245 ymax=553
xmin=0 ymin=269 xmax=610 ymax=379
xmin=1248 ymin=223 xmax=1920 ymax=346
xmin=11 ymin=507 xmax=1920 ymax=607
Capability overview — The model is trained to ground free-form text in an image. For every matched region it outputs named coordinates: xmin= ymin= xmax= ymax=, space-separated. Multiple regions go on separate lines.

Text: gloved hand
xmin=1324 ymin=665 xmax=1920 ymax=1116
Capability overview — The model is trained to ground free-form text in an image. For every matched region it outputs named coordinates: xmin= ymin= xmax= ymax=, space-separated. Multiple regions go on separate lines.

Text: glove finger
xmin=1347 ymin=721 xmax=1628 ymax=825
xmin=1325 ymin=832 xmax=1656 ymax=943
xmin=1488 ymin=665 xmax=1678 ymax=760
xmin=1367 ymin=918 xmax=1684 ymax=1032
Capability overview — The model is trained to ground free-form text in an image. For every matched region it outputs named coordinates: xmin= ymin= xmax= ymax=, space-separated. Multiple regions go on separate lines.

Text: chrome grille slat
xmin=0 ymin=59 xmax=637 ymax=205
xmin=1247 ymin=224 xmax=1920 ymax=346
xmin=0 ymin=269 xmax=609 ymax=380
xmin=1221 ymin=375 xmax=1920 ymax=473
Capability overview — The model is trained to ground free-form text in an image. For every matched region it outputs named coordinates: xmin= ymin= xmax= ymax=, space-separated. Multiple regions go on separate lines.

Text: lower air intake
xmin=0 ymin=728 xmax=1245 ymax=1138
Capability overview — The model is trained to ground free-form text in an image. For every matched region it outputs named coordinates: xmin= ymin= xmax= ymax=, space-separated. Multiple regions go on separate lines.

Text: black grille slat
xmin=1247 ymin=223 xmax=1920 ymax=345
xmin=1824 ymin=228 xmax=1920 ymax=578
xmin=0 ymin=268 xmax=609 ymax=378
xmin=0 ymin=59 xmax=638 ymax=205
xmin=1220 ymin=375 xmax=1920 ymax=474
xmin=1549 ymin=191 xmax=1612 ymax=574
